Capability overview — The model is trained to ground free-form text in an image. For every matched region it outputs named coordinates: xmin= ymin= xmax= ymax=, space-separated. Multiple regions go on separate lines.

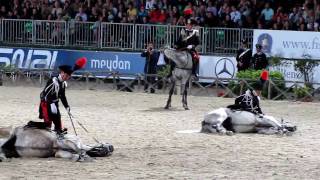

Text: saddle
xmin=24 ymin=121 xmax=68 ymax=136
xmin=25 ymin=121 xmax=48 ymax=129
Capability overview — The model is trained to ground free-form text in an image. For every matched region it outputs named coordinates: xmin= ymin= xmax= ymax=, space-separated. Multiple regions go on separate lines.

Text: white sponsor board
xmin=199 ymin=55 xmax=320 ymax=88
xmin=270 ymin=60 xmax=320 ymax=88
xmin=199 ymin=56 xmax=237 ymax=83
xmin=253 ymin=29 xmax=320 ymax=60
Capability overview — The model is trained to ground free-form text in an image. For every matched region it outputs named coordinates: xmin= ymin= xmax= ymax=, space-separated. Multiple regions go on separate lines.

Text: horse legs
xmin=0 ymin=147 xmax=7 ymax=162
xmin=257 ymin=115 xmax=282 ymax=129
xmin=55 ymin=150 xmax=93 ymax=162
xmin=182 ymin=83 xmax=189 ymax=110
xmin=165 ymin=81 xmax=175 ymax=109
xmin=256 ymin=127 xmax=279 ymax=135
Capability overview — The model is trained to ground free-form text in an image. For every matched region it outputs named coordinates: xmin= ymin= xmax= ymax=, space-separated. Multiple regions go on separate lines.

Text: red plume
xmin=73 ymin=57 xmax=87 ymax=71
xmin=260 ymin=70 xmax=269 ymax=81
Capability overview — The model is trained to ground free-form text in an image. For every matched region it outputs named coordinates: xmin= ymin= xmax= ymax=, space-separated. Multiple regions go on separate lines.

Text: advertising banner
xmin=199 ymin=56 xmax=237 ymax=83
xmin=253 ymin=29 xmax=320 ymax=60
xmin=0 ymin=47 xmax=145 ymax=76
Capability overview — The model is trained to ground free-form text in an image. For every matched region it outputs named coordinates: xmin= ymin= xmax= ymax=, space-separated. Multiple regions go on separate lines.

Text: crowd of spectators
xmin=0 ymin=0 xmax=319 ymax=31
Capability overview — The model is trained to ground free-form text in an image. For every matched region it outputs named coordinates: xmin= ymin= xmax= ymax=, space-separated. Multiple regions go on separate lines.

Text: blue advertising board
xmin=0 ymin=47 xmax=145 ymax=76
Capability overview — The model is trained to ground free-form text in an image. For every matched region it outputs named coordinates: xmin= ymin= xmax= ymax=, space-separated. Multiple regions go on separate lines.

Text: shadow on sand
xmin=140 ymin=107 xmax=187 ymax=112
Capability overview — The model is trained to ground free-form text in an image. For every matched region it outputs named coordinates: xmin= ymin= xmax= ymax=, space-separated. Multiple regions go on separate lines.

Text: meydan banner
xmin=253 ymin=29 xmax=320 ymax=60
xmin=0 ymin=47 xmax=145 ymax=76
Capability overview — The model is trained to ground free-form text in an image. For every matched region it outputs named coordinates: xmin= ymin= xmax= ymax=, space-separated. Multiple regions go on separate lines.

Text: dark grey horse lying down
xmin=201 ymin=108 xmax=297 ymax=135
xmin=0 ymin=126 xmax=113 ymax=162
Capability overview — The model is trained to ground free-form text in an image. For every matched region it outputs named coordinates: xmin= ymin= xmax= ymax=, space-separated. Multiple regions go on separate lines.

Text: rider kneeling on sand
xmin=26 ymin=58 xmax=87 ymax=136
xmin=167 ymin=18 xmax=200 ymax=79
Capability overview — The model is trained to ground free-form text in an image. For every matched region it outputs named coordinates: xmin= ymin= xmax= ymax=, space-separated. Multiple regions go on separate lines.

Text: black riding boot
xmin=192 ymin=60 xmax=199 ymax=79
xmin=167 ymin=63 xmax=175 ymax=78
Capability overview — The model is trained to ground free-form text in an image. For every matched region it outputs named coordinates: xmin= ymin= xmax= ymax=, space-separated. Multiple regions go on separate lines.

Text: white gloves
xmin=50 ymin=103 xmax=57 ymax=114
xmin=187 ymin=45 xmax=193 ymax=49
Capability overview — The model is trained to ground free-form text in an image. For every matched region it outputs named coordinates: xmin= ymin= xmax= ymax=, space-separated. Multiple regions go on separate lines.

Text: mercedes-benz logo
xmin=214 ymin=58 xmax=235 ymax=79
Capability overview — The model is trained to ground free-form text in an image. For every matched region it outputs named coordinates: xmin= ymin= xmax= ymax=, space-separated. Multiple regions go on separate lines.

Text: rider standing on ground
xmin=38 ymin=58 xmax=86 ymax=135
xmin=167 ymin=18 xmax=200 ymax=79
xmin=252 ymin=43 xmax=268 ymax=70
xmin=236 ymin=39 xmax=252 ymax=71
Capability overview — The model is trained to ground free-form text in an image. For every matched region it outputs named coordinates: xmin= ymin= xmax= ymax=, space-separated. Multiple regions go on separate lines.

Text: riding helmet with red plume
xmin=59 ymin=57 xmax=87 ymax=75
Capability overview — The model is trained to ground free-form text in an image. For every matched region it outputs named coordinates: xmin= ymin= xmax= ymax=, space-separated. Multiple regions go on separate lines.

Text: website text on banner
xmin=253 ymin=29 xmax=320 ymax=60
xmin=0 ymin=48 xmax=145 ymax=76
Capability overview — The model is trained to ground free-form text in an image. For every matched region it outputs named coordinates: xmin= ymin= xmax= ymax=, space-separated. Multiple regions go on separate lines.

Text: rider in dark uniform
xmin=252 ymin=43 xmax=268 ymax=70
xmin=27 ymin=58 xmax=87 ymax=135
xmin=227 ymin=88 xmax=263 ymax=115
xmin=38 ymin=65 xmax=72 ymax=134
xmin=236 ymin=39 xmax=252 ymax=71
xmin=167 ymin=18 xmax=200 ymax=79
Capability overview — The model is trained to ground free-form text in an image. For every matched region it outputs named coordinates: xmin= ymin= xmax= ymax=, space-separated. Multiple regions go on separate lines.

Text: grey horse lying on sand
xmin=0 ymin=126 xmax=113 ymax=162
xmin=201 ymin=108 xmax=297 ymax=135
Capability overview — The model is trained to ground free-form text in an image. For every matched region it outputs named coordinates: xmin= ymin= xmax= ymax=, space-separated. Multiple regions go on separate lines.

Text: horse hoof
xmin=184 ymin=107 xmax=190 ymax=110
xmin=226 ymin=131 xmax=234 ymax=136
xmin=164 ymin=106 xmax=169 ymax=109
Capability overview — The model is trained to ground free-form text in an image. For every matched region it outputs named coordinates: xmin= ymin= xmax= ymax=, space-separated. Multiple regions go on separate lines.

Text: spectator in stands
xmin=207 ymin=0 xmax=217 ymax=17
xmin=3 ymin=0 xmax=320 ymax=38
xmin=71 ymin=0 xmax=82 ymax=15
xmin=149 ymin=5 xmax=160 ymax=24
xmin=52 ymin=1 xmax=63 ymax=19
xmin=252 ymin=44 xmax=268 ymax=70
xmin=157 ymin=8 xmax=167 ymax=24
xmin=260 ymin=2 xmax=274 ymax=27
xmin=137 ymin=5 xmax=148 ymax=23
xmin=218 ymin=2 xmax=229 ymax=19
xmin=62 ymin=1 xmax=73 ymax=19
xmin=127 ymin=2 xmax=137 ymax=23
xmin=141 ymin=42 xmax=159 ymax=93
xmin=230 ymin=6 xmax=241 ymax=27
xmin=75 ymin=7 xmax=87 ymax=22
xmin=0 ymin=6 xmax=7 ymax=19
xmin=40 ymin=0 xmax=52 ymax=20
xmin=221 ymin=14 xmax=234 ymax=28
xmin=204 ymin=11 xmax=218 ymax=27
xmin=115 ymin=3 xmax=125 ymax=23
xmin=172 ymin=6 xmax=180 ymax=19
xmin=236 ymin=39 xmax=252 ymax=72
xmin=88 ymin=7 xmax=99 ymax=22
xmin=282 ymin=20 xmax=291 ymax=30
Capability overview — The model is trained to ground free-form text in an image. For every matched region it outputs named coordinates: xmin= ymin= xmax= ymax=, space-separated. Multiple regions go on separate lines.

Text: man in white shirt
xmin=156 ymin=48 xmax=166 ymax=89
xmin=230 ymin=6 xmax=241 ymax=24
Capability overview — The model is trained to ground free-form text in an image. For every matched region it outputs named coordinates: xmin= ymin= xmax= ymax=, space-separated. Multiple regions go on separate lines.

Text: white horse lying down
xmin=201 ymin=108 xmax=297 ymax=135
xmin=0 ymin=126 xmax=113 ymax=162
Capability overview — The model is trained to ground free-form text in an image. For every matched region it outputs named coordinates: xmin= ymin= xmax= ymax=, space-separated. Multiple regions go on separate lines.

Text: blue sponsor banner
xmin=0 ymin=47 xmax=145 ymax=76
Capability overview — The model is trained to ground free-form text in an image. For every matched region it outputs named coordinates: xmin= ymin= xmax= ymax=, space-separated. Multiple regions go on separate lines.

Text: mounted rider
xmin=167 ymin=18 xmax=200 ymax=79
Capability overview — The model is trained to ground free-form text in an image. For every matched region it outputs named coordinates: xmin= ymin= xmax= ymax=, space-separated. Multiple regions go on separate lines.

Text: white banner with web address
xmin=253 ymin=29 xmax=320 ymax=60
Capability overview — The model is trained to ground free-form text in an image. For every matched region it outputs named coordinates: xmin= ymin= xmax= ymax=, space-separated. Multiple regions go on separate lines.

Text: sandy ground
xmin=0 ymin=86 xmax=320 ymax=180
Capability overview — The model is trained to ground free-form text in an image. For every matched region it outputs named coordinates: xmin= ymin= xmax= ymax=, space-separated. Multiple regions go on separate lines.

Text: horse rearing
xmin=164 ymin=48 xmax=193 ymax=110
